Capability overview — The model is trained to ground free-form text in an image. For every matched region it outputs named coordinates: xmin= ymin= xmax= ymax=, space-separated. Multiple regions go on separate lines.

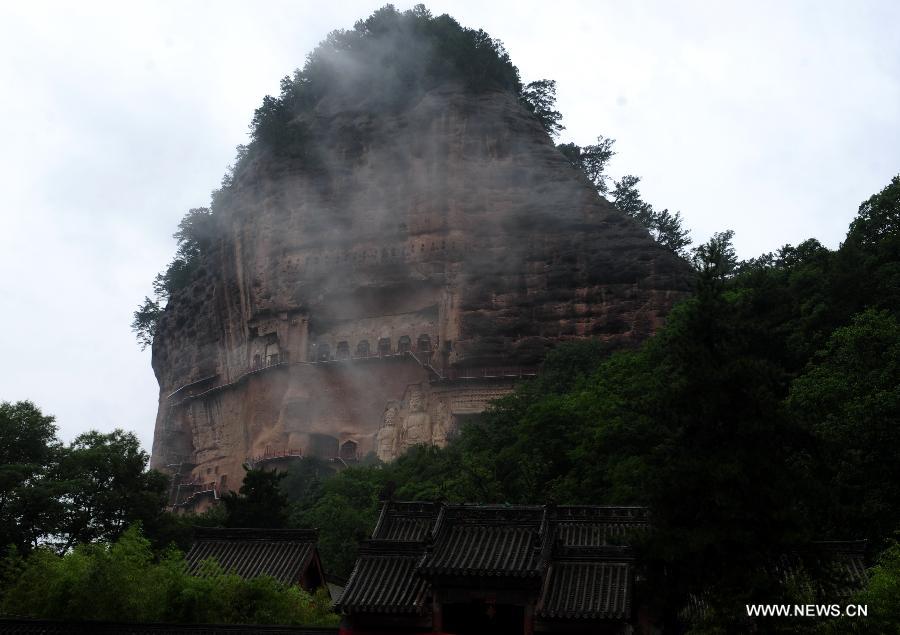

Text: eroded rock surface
xmin=150 ymin=85 xmax=692 ymax=501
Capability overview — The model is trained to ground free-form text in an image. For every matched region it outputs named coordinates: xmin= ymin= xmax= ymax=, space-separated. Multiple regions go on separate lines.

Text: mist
xmin=1 ymin=0 xmax=898 ymax=453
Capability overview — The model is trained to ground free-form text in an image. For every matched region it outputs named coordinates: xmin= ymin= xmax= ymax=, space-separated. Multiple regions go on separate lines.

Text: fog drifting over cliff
xmin=1 ymin=0 xmax=899 ymax=450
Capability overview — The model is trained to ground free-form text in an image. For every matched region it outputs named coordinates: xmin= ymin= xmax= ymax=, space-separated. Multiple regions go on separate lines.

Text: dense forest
xmin=4 ymin=4 xmax=898 ymax=632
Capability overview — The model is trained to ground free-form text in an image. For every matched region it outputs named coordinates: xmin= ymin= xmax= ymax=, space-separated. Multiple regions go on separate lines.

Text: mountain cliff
xmin=147 ymin=7 xmax=692 ymax=505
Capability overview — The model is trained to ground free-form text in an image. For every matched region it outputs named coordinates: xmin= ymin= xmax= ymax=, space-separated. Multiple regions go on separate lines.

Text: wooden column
xmin=432 ymin=591 xmax=443 ymax=633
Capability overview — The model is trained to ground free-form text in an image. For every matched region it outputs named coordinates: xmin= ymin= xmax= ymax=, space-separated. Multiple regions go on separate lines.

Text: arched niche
xmin=339 ymin=439 xmax=359 ymax=462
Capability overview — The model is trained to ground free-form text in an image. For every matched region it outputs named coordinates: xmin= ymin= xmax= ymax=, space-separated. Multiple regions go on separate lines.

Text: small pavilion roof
xmin=371 ymin=500 xmax=439 ymax=541
xmin=185 ymin=528 xmax=320 ymax=585
xmin=335 ymin=542 xmax=430 ymax=615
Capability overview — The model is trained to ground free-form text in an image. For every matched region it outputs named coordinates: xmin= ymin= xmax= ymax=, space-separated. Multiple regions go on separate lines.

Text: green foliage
xmin=152 ymin=207 xmax=216 ymax=301
xmin=692 ymin=230 xmax=738 ymax=291
xmin=54 ymin=430 xmax=169 ymax=552
xmin=0 ymin=402 xmax=176 ymax=556
xmin=841 ymin=175 xmax=900 ymax=312
xmin=612 ymin=174 xmax=692 ymax=256
xmin=0 ymin=401 xmax=61 ymax=554
xmin=519 ymin=79 xmax=564 ymax=137
xmin=844 ymin=540 xmax=900 ymax=634
xmin=131 ymin=296 xmax=161 ymax=350
xmin=557 ymin=136 xmax=615 ymax=193
xmin=288 ymin=466 xmax=382 ymax=578
xmin=222 ymin=467 xmax=290 ymax=529
xmin=249 ymin=4 xmax=526 ymax=159
xmin=787 ymin=309 xmax=900 ymax=547
xmin=0 ymin=525 xmax=337 ymax=626
xmin=279 ymin=457 xmax=339 ymax=511
xmin=133 ymin=207 xmax=216 ymax=350
xmin=558 ymin=136 xmax=693 ymax=257
xmin=269 ymin=176 xmax=900 ymax=629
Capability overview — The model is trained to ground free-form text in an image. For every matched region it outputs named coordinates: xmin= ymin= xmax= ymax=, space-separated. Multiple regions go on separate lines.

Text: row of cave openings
xmin=307 ymin=333 xmax=433 ymax=363
xmin=303 ymin=238 xmax=450 ymax=268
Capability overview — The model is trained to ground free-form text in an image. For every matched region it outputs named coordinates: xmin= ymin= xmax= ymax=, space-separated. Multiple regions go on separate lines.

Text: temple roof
xmin=420 ymin=505 xmax=547 ymax=578
xmin=337 ymin=502 xmax=645 ymax=619
xmin=371 ymin=500 xmax=439 ymax=541
xmin=551 ymin=505 xmax=649 ymax=547
xmin=336 ymin=542 xmax=430 ymax=615
xmin=185 ymin=528 xmax=320 ymax=585
xmin=421 ymin=524 xmax=544 ymax=577
xmin=537 ymin=560 xmax=633 ymax=620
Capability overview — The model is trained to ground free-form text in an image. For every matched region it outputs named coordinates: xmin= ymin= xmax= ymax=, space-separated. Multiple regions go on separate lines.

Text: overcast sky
xmin=1 ymin=1 xmax=898 ymax=453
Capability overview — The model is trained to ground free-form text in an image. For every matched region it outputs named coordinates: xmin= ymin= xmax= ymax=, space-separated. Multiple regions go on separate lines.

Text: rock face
xmin=150 ymin=85 xmax=692 ymax=501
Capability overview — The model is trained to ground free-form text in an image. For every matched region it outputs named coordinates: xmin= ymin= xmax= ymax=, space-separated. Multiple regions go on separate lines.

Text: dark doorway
xmin=339 ymin=439 xmax=358 ymax=462
xmin=417 ymin=334 xmax=432 ymax=352
xmin=377 ymin=337 xmax=391 ymax=356
xmin=356 ymin=340 xmax=370 ymax=357
xmin=443 ymin=601 xmax=524 ymax=635
xmin=307 ymin=433 xmax=339 ymax=458
xmin=317 ymin=343 xmax=330 ymax=362
xmin=398 ymin=335 xmax=412 ymax=353
xmin=336 ymin=341 xmax=350 ymax=360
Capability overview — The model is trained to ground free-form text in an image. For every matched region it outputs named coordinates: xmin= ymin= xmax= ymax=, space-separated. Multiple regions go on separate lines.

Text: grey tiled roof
xmin=371 ymin=501 xmax=438 ymax=541
xmin=537 ymin=560 xmax=633 ymax=619
xmin=338 ymin=503 xmax=642 ymax=619
xmin=185 ymin=528 xmax=318 ymax=585
xmin=421 ymin=525 xmax=543 ymax=577
xmin=778 ymin=540 xmax=869 ymax=598
xmin=335 ymin=543 xmax=430 ymax=614
xmin=553 ymin=506 xmax=649 ymax=547
xmin=419 ymin=504 xmax=547 ymax=577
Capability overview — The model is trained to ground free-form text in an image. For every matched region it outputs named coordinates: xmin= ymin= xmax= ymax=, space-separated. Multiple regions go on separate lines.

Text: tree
xmin=0 ymin=525 xmax=338 ymax=626
xmin=691 ymin=230 xmax=737 ymax=285
xmin=787 ymin=309 xmax=900 ymax=546
xmin=0 ymin=403 xmax=176 ymax=555
xmin=131 ymin=296 xmax=161 ymax=351
xmin=520 ymin=79 xmax=564 ymax=138
xmin=840 ymin=175 xmax=900 ymax=313
xmin=133 ymin=207 xmax=218 ymax=350
xmin=0 ymin=401 xmax=62 ymax=554
xmin=222 ymin=467 xmax=290 ymax=529
xmin=54 ymin=430 xmax=169 ymax=552
xmin=837 ymin=539 xmax=900 ymax=634
xmin=611 ymin=175 xmax=691 ymax=256
xmin=289 ymin=467 xmax=382 ymax=578
xmin=557 ymin=136 xmax=616 ymax=194
xmin=152 ymin=207 xmax=217 ymax=302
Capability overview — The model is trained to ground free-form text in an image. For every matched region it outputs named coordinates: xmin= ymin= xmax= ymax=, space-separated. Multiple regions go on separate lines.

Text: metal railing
xmin=166 ymin=351 xmax=539 ymax=407
xmin=172 ymin=479 xmax=220 ymax=509
xmin=245 ymin=446 xmax=302 ymax=470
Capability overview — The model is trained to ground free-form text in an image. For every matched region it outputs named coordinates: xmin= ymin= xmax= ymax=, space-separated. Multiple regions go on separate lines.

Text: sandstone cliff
xmin=149 ymin=83 xmax=692 ymax=505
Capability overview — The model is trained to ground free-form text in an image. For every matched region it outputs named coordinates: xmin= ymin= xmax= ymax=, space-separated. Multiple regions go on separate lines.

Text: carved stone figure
xmin=376 ymin=401 xmax=400 ymax=462
xmin=398 ymin=385 xmax=431 ymax=451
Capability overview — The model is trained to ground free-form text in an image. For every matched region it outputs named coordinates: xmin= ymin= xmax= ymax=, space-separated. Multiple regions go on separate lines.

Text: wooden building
xmin=336 ymin=502 xmax=648 ymax=634
xmin=186 ymin=528 xmax=326 ymax=593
